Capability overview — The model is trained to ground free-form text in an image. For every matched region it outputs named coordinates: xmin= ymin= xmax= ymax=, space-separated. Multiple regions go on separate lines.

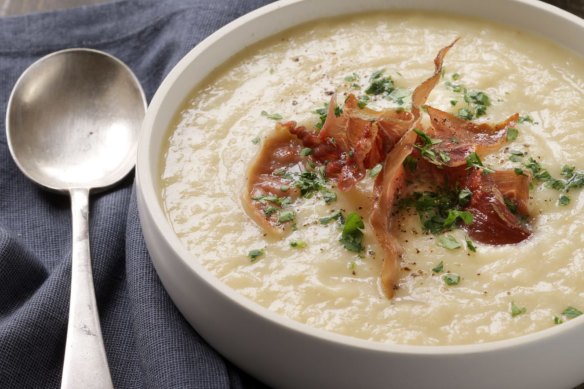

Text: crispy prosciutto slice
xmin=288 ymin=94 xmax=414 ymax=191
xmin=463 ymin=169 xmax=531 ymax=244
xmin=243 ymin=122 xmax=303 ymax=237
xmin=369 ymin=130 xmax=417 ymax=298
xmin=424 ymin=106 xmax=519 ymax=167
xmin=368 ymin=40 xmax=458 ymax=297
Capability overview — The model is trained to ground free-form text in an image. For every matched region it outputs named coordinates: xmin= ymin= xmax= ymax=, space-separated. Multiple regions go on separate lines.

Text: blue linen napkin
xmin=0 ymin=1 xmax=582 ymax=388
xmin=0 ymin=1 xmax=273 ymax=388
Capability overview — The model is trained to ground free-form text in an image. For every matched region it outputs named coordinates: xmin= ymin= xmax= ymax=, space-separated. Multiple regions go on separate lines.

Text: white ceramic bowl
xmin=136 ymin=1 xmax=584 ymax=388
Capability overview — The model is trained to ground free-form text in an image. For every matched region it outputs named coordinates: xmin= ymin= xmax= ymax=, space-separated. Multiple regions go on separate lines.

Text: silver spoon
xmin=6 ymin=49 xmax=146 ymax=389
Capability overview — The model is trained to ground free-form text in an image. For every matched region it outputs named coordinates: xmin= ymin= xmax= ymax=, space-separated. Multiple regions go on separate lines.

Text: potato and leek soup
xmin=161 ymin=12 xmax=584 ymax=345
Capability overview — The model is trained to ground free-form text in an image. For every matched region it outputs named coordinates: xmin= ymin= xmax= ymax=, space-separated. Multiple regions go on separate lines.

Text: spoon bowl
xmin=6 ymin=48 xmax=146 ymax=389
xmin=7 ymin=48 xmax=144 ymax=192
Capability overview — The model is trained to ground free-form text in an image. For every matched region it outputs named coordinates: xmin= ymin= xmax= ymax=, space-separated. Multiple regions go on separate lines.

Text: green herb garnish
xmin=522 ymin=158 xmax=584 ymax=204
xmin=466 ymin=152 xmax=494 ymax=174
xmin=248 ymin=249 xmax=265 ymax=261
xmin=365 ymin=70 xmax=394 ymax=95
xmin=562 ymin=306 xmax=583 ymax=319
xmin=320 ymin=210 xmax=344 ymax=225
xmin=413 ymin=128 xmax=443 ymax=165
xmin=339 ymin=212 xmax=365 ymax=252
xmin=443 ymin=210 xmax=473 ymax=228
xmin=466 ymin=237 xmax=477 ymax=252
xmin=369 ymin=163 xmax=383 ymax=178
xmin=290 ymin=240 xmax=307 ymax=248
xmin=445 ymin=75 xmax=491 ymax=119
xmin=443 ymin=273 xmax=460 ymax=286
xmin=506 ymin=127 xmax=519 ymax=142
xmin=437 ymin=235 xmax=462 ymax=250
xmin=457 ymin=108 xmax=473 ymax=120
xmin=344 ymin=73 xmax=359 ymax=82
xmin=558 ymin=194 xmax=571 ymax=206
xmin=511 ymin=301 xmax=527 ymax=317
xmin=432 ymin=261 xmax=444 ymax=273
xmin=277 ymin=210 xmax=295 ymax=223
xmin=261 ymin=110 xmax=283 ymax=120
xmin=399 ymin=188 xmax=474 ymax=235
xmin=294 ymin=172 xmax=324 ymax=197
xmin=357 ymin=95 xmax=369 ymax=109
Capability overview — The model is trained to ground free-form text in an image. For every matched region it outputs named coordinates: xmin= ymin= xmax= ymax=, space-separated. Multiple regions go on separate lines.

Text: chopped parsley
xmin=522 ymin=158 xmax=584 ymax=205
xmin=509 ymin=150 xmax=525 ymax=163
xmin=553 ymin=316 xmax=564 ymax=325
xmin=320 ymin=188 xmax=337 ymax=204
xmin=562 ymin=306 xmax=583 ymax=319
xmin=357 ymin=95 xmax=369 ymax=109
xmin=263 ymin=206 xmax=277 ymax=216
xmin=443 ymin=273 xmax=460 ymax=286
xmin=457 ymin=108 xmax=473 ymax=121
xmin=362 ymin=69 xmax=410 ymax=105
xmin=277 ymin=210 xmax=295 ymax=224
xmin=510 ymin=301 xmax=527 ymax=317
xmin=320 ymin=210 xmax=344 ymax=225
xmin=248 ymin=249 xmax=265 ymax=261
xmin=518 ymin=115 xmax=535 ymax=124
xmin=299 ymin=147 xmax=313 ymax=157
xmin=506 ymin=127 xmax=519 ymax=142
xmin=437 ymin=235 xmax=462 ymax=250
xmin=413 ymin=128 xmax=443 ymax=165
xmin=443 ymin=210 xmax=473 ymax=228
xmin=251 ymin=136 xmax=261 ymax=145
xmin=399 ymin=188 xmax=474 ymax=235
xmin=369 ymin=163 xmax=383 ymax=178
xmin=339 ymin=212 xmax=365 ymax=253
xmin=387 ymin=88 xmax=411 ymax=105
xmin=466 ymin=90 xmax=491 ymax=117
xmin=558 ymin=194 xmax=570 ymax=206
xmin=445 ymin=74 xmax=491 ymax=120
xmin=466 ymin=237 xmax=477 ymax=252
xmin=314 ymin=102 xmax=342 ymax=129
xmin=290 ymin=240 xmax=307 ymax=248
xmin=315 ymin=105 xmax=328 ymax=129
xmin=294 ymin=172 xmax=325 ymax=197
xmin=261 ymin=110 xmax=283 ymax=120
xmin=458 ymin=188 xmax=472 ymax=204
xmin=466 ymin=152 xmax=494 ymax=174
xmin=344 ymin=73 xmax=359 ymax=82
xmin=432 ymin=261 xmax=444 ymax=273
xmin=252 ymin=194 xmax=292 ymax=207
xmin=365 ymin=70 xmax=394 ymax=95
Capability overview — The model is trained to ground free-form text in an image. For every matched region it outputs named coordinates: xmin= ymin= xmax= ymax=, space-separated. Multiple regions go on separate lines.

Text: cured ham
xmin=424 ymin=106 xmax=520 ymax=167
xmin=369 ymin=40 xmax=457 ymax=297
xmin=243 ymin=123 xmax=303 ymax=237
xmin=369 ymin=130 xmax=417 ymax=297
xmin=288 ymin=93 xmax=414 ymax=191
xmin=463 ymin=169 xmax=531 ymax=244
xmin=244 ymin=38 xmax=534 ymax=299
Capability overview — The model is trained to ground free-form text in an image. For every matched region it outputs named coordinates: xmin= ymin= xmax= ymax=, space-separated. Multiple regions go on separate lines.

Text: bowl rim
xmin=137 ymin=0 xmax=584 ymax=357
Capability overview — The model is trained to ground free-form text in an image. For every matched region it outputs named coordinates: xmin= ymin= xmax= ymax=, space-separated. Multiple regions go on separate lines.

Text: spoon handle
xmin=61 ymin=188 xmax=114 ymax=389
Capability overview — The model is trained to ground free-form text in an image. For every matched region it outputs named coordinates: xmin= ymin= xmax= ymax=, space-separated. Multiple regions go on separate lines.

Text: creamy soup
xmin=161 ymin=12 xmax=584 ymax=345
